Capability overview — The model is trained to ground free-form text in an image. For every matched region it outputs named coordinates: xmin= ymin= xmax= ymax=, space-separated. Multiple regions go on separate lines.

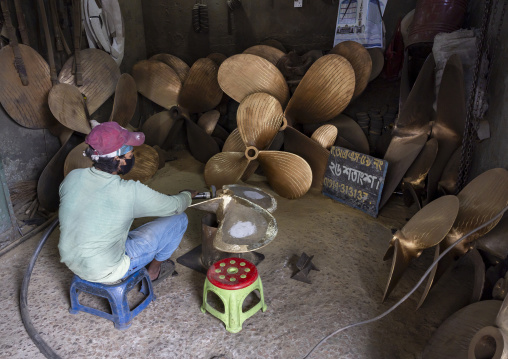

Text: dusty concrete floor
xmin=0 ymin=150 xmax=477 ymax=359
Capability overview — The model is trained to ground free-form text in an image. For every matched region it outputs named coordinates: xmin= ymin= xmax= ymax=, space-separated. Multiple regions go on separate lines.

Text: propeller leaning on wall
xmin=382 ymin=195 xmax=459 ymax=302
xmin=417 ymin=168 xmax=508 ymax=309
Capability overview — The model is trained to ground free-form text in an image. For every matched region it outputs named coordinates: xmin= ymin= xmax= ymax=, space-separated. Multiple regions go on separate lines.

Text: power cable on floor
xmin=301 ymin=205 xmax=508 ymax=359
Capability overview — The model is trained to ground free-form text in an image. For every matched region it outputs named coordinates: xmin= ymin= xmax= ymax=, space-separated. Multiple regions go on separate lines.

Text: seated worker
xmin=58 ymin=121 xmax=197 ymax=285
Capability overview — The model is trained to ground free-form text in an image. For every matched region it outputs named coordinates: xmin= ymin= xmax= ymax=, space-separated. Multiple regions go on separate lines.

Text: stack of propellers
xmin=382 ymin=168 xmax=508 ymax=309
xmin=133 ymin=53 xmax=228 ymax=164
xmin=380 ymin=53 xmax=467 ymax=209
xmin=203 ymin=41 xmax=374 ymax=199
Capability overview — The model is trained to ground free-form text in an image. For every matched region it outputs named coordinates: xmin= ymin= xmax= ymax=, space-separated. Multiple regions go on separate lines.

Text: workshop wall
xmin=467 ymin=0 xmax=508 ymax=178
xmin=0 ymin=0 xmax=145 ymax=186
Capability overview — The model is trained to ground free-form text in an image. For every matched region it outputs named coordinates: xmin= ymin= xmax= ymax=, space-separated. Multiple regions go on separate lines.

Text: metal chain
xmin=456 ymin=0 xmax=495 ymax=191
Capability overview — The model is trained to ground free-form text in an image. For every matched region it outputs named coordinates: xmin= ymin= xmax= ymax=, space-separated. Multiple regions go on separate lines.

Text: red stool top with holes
xmin=207 ymin=257 xmax=258 ymax=290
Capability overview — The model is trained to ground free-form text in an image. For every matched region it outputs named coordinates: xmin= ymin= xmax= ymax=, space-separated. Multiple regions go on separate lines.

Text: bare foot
xmin=147 ymin=259 xmax=162 ymax=281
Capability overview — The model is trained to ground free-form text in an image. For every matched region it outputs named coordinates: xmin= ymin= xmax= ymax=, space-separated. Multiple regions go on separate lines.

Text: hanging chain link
xmin=456 ymin=0 xmax=506 ymax=192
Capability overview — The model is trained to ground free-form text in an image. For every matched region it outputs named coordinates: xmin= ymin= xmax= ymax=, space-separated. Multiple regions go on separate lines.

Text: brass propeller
xmin=218 ymin=53 xmax=290 ymax=106
xmin=48 ymin=83 xmax=91 ymax=134
xmin=190 ymin=188 xmax=277 ymax=253
xmin=417 ymin=168 xmax=508 ymax=309
xmin=132 ymin=59 xmax=181 ymax=110
xmin=330 ymin=40 xmax=372 ymax=99
xmin=243 ymin=44 xmax=286 ymax=65
xmin=204 ymin=93 xmax=312 ymax=199
xmin=426 ymin=54 xmax=466 ymax=202
xmin=59 ymin=48 xmax=120 ymax=114
xmin=109 ymin=73 xmax=138 ymax=127
xmin=149 ymin=53 xmax=190 ymax=83
xmin=382 ymin=195 xmax=459 ymax=302
xmin=379 ymin=54 xmax=436 ymax=209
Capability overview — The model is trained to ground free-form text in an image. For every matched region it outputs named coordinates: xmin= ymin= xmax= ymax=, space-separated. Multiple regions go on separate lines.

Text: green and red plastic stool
xmin=201 ymin=257 xmax=267 ymax=333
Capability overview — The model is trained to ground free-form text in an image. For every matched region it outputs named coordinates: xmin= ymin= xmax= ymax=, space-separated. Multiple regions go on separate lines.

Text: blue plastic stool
xmin=69 ymin=267 xmax=155 ymax=330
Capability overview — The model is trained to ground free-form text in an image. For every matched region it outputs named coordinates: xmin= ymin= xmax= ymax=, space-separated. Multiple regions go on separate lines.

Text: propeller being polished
xmin=204 ymin=92 xmax=312 ymax=199
xmin=382 ymin=195 xmax=459 ymax=302
xmin=417 ymin=168 xmax=508 ymax=309
xmin=190 ymin=186 xmax=277 ymax=253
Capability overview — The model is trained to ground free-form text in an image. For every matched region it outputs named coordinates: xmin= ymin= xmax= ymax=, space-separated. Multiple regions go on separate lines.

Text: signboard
xmin=322 ymin=146 xmax=388 ymax=217
xmin=333 ymin=0 xmax=387 ymax=48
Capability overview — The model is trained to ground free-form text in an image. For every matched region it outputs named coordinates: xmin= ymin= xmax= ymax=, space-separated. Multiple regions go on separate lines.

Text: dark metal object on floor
xmin=291 ymin=252 xmax=319 ymax=284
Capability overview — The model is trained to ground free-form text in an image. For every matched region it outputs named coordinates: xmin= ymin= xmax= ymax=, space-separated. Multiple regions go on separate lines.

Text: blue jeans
xmin=122 ymin=213 xmax=188 ymax=278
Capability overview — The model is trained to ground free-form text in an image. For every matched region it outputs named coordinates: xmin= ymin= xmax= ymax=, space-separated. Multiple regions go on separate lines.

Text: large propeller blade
xmin=48 ymin=83 xmax=91 ymax=134
xmin=285 ymin=54 xmax=355 ymax=124
xmin=330 ymin=40 xmax=372 ymax=99
xmin=178 ymin=57 xmax=223 ymax=114
xmin=132 ymin=59 xmax=181 ymax=109
xmin=109 ymin=73 xmax=137 ymax=127
xmin=222 ymin=184 xmax=277 ymax=213
xmin=197 ymin=110 xmax=220 ymax=136
xmin=403 ymin=138 xmax=438 ymax=188
xmin=237 ymin=93 xmax=284 ymax=149
xmin=427 ymin=54 xmax=466 ymax=201
xmin=218 ymin=53 xmax=289 ymax=106
xmin=149 ymin=53 xmax=190 ymax=83
xmin=418 ymin=168 xmax=508 ymax=309
xmin=204 ymin=152 xmax=251 ymax=189
xmin=243 ymin=44 xmax=285 ymax=65
xmin=223 ymin=128 xmax=246 ymax=152
xmin=141 ymin=111 xmax=175 ymax=147
xmin=64 ymin=142 xmax=92 ymax=176
xmin=382 ymin=195 xmax=459 ymax=302
xmin=257 ymin=150 xmax=312 ymax=199
xmin=311 ymin=124 xmax=338 ymax=150
xmin=184 ymin=116 xmax=220 ymax=163
xmin=59 ymin=48 xmax=120 ymax=114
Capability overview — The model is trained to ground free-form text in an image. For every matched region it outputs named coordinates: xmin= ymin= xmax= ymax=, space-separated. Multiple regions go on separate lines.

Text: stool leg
xmin=201 ymin=282 xmax=208 ymax=314
xmin=69 ymin=283 xmax=80 ymax=315
xmin=108 ymin=286 xmax=132 ymax=330
xmin=258 ymin=277 xmax=267 ymax=312
xmin=226 ymin=291 xmax=242 ymax=334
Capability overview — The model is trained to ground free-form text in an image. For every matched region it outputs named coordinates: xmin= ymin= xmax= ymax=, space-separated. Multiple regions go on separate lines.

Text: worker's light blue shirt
xmin=58 ymin=167 xmax=192 ymax=283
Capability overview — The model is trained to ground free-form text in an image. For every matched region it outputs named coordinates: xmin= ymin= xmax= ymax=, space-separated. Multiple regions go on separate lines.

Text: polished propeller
xmin=190 ymin=186 xmax=278 ymax=253
xmin=417 ymin=168 xmax=508 ymax=309
xmin=204 ymin=92 xmax=312 ymax=199
xmin=426 ymin=54 xmax=466 ymax=202
xmin=379 ymin=54 xmax=436 ymax=209
xmin=382 ymin=195 xmax=459 ymax=302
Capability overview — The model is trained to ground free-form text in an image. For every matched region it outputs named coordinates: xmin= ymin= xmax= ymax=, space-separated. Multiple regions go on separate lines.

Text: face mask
xmin=118 ymin=156 xmax=135 ymax=175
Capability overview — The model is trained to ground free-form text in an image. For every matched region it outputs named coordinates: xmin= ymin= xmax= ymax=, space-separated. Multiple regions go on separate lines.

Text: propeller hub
xmin=279 ymin=116 xmax=288 ymax=131
xmin=245 ymin=146 xmax=259 ymax=161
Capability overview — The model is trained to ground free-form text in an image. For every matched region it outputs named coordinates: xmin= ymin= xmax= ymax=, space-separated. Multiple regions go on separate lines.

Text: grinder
xmin=193 ymin=185 xmax=217 ymax=199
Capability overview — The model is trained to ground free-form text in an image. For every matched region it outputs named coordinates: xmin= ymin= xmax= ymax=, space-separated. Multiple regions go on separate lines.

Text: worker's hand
xmin=180 ymin=189 xmax=199 ymax=198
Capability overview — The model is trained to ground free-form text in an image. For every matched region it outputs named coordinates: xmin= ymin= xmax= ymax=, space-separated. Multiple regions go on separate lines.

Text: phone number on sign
xmin=323 ymin=178 xmax=369 ymax=202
